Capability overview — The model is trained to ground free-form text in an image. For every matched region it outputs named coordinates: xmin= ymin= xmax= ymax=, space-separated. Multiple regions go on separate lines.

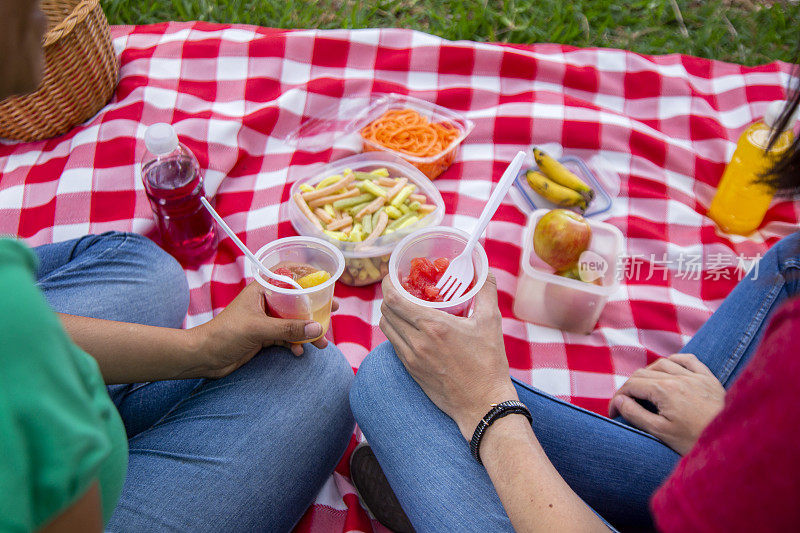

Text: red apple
xmin=533 ymin=209 xmax=592 ymax=271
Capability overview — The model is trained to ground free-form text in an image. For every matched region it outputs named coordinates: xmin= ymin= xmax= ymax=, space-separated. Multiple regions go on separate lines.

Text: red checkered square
xmin=90 ymin=190 xmax=138 ymax=222
xmin=494 ymin=115 xmax=533 ymax=145
xmin=17 ymin=197 xmax=57 ymax=238
xmin=499 ymin=50 xmax=537 ymax=80
xmin=624 ymin=70 xmax=662 ymax=99
xmin=565 ymin=344 xmax=615 ymax=375
xmin=630 ymin=300 xmax=682 ymax=333
xmin=438 ymin=45 xmax=475 ymax=75
xmin=311 ymin=36 xmax=351 ymax=68
xmin=564 ymin=64 xmax=600 ymax=93
xmin=375 ymin=45 xmax=411 ymax=72
xmin=562 ymin=119 xmax=601 ymax=150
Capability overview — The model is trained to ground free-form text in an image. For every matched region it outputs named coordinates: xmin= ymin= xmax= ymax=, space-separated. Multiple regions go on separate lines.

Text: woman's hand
xmin=609 ymin=353 xmax=725 ymax=455
xmin=380 ymin=273 xmax=517 ymax=440
xmin=191 ymin=281 xmax=337 ymax=379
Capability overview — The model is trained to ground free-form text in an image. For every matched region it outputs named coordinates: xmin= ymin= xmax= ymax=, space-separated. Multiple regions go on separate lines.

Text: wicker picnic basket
xmin=0 ymin=0 xmax=118 ymax=142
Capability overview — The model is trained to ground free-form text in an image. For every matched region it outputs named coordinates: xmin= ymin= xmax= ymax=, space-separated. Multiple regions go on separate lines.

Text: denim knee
xmin=760 ymin=230 xmax=800 ymax=292
xmin=350 ymin=341 xmax=404 ymax=423
xmin=111 ymin=232 xmax=190 ymax=326
xmin=770 ymin=231 xmax=800 ymax=269
xmin=313 ymin=344 xmax=356 ymax=423
xmin=292 ymin=344 xmax=356 ymax=457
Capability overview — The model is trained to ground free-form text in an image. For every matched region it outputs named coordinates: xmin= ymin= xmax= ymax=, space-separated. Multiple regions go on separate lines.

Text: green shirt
xmin=0 ymin=239 xmax=128 ymax=531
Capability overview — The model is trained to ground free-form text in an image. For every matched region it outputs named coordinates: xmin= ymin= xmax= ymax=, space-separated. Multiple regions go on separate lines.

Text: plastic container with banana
xmin=510 ymin=147 xmax=618 ymax=220
xmin=528 ymin=147 xmax=595 ymax=212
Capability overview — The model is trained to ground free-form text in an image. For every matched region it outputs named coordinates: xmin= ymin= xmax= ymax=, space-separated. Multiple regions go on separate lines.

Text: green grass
xmin=100 ymin=0 xmax=800 ymax=66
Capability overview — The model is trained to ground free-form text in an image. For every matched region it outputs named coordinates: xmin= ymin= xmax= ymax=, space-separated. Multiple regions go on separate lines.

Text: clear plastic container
xmin=286 ymin=152 xmax=445 ymax=286
xmin=510 ymin=153 xmax=620 ymax=220
xmin=247 ymin=237 xmax=345 ymax=343
xmin=513 ymin=209 xmax=623 ymax=334
xmin=284 ymin=93 xmax=474 ymax=180
xmin=388 ymin=227 xmax=489 ymax=317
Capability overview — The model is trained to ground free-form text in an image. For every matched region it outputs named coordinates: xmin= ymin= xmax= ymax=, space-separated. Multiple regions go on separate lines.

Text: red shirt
xmin=651 ymin=297 xmax=800 ymax=532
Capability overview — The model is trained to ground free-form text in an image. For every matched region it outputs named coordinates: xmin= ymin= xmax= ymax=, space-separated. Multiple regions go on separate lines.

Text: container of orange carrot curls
xmin=285 ymin=152 xmax=445 ymax=286
xmin=284 ymin=93 xmax=474 ymax=180
xmin=358 ymin=94 xmax=474 ymax=179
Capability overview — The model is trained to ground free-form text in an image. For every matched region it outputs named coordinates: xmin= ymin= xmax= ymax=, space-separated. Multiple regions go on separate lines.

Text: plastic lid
xmin=282 ymin=94 xmax=378 ymax=151
xmin=281 ymin=93 xmax=473 ymax=159
xmin=763 ymin=100 xmax=799 ymax=131
xmin=145 ymin=123 xmax=179 ymax=155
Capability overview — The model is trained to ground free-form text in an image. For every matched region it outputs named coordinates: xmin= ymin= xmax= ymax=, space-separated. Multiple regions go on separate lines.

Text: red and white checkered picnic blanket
xmin=2 ymin=21 xmax=798 ymax=532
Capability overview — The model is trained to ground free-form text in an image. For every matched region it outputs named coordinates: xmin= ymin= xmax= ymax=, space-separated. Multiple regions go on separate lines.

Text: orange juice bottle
xmin=708 ymin=101 xmax=796 ymax=236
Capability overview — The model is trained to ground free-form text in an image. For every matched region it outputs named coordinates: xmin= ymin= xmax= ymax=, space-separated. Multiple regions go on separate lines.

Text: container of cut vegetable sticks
xmin=286 ymin=152 xmax=445 ymax=286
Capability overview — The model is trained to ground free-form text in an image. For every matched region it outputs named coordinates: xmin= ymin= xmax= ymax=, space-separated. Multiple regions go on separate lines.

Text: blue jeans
xmin=34 ymin=232 xmax=356 ymax=532
xmin=350 ymin=231 xmax=800 ymax=532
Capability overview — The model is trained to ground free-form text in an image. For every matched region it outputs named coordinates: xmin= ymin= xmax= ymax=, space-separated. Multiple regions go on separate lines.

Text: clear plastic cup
xmin=388 ymin=227 xmax=489 ymax=317
xmin=248 ymin=237 xmax=345 ymax=342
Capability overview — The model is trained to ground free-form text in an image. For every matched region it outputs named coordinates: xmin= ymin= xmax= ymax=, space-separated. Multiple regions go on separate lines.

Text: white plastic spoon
xmin=200 ymin=197 xmax=303 ymax=290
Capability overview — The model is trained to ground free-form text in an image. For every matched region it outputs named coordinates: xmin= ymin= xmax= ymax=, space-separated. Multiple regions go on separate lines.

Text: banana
xmin=526 ymin=170 xmax=587 ymax=212
xmin=533 ymin=148 xmax=595 ymax=203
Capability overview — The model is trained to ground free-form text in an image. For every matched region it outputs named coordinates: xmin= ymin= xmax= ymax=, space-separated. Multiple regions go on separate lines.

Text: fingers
xmin=381 ymin=275 xmax=440 ymax=326
xmin=381 ymin=299 xmax=417 ymax=332
xmin=473 ymin=271 xmax=500 ymax=319
xmin=311 ymin=336 xmax=329 ymax=350
xmin=260 ymin=318 xmax=323 ymax=344
xmin=242 ymin=279 xmax=266 ymax=298
xmin=610 ymin=394 xmax=666 ymax=436
xmin=646 ymin=357 xmax=693 ymax=376
xmin=615 ymin=376 xmax=663 ymax=406
xmin=608 ymin=397 xmax=620 ymax=418
xmin=379 ymin=314 xmax=415 ymax=369
xmin=629 ymin=368 xmax=670 ymax=381
xmin=669 ymin=353 xmax=715 ymax=376
xmin=331 ymin=300 xmax=339 ymax=313
xmin=268 ymin=340 xmax=305 ymax=357
xmin=282 ymin=335 xmax=328 ymax=358
xmin=236 ymin=280 xmax=266 ymax=310
xmin=380 ymin=303 xmax=418 ymax=349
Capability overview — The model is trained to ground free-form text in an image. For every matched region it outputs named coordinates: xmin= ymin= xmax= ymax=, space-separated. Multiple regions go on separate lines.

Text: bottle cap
xmin=763 ymin=100 xmax=799 ymax=131
xmin=145 ymin=123 xmax=179 ymax=155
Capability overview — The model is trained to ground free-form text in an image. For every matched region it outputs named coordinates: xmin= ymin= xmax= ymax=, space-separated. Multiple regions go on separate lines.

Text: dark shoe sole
xmin=350 ymin=443 xmax=416 ymax=533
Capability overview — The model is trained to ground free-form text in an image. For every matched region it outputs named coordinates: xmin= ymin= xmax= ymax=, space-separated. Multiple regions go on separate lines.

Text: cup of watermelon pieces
xmin=388 ymin=226 xmax=489 ymax=317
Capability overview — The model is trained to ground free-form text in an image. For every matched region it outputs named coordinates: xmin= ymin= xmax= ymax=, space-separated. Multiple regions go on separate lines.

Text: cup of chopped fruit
xmin=248 ymin=236 xmax=345 ymax=342
xmin=388 ymin=226 xmax=489 ymax=317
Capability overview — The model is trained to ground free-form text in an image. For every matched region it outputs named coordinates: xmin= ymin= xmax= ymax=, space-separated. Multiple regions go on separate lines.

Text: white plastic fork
xmin=200 ymin=197 xmax=303 ymax=290
xmin=436 ymin=150 xmax=527 ymax=301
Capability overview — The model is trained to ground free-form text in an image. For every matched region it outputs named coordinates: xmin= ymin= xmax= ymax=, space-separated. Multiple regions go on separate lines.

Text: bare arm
xmin=59 ymin=282 xmax=333 ymax=384
xmin=39 ymin=482 xmax=102 ymax=533
xmin=479 ymin=414 xmax=606 ymax=532
xmin=58 ymin=314 xmax=207 ymax=384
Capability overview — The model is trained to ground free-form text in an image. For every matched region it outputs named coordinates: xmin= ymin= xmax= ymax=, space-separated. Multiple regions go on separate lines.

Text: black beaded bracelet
xmin=470 ymin=400 xmax=532 ymax=465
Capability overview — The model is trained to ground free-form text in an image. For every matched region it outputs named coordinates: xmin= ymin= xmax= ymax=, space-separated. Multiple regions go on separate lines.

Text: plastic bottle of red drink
xmin=142 ymin=123 xmax=217 ymax=266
